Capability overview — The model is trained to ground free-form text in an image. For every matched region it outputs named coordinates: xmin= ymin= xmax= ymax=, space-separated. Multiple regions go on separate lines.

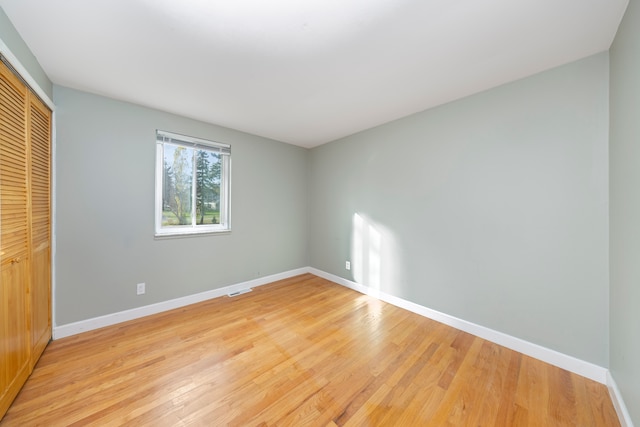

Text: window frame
xmin=155 ymin=130 xmax=231 ymax=237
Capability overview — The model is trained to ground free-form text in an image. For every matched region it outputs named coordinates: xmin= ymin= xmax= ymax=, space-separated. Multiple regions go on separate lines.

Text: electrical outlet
xmin=136 ymin=282 xmax=145 ymax=295
xmin=345 ymin=261 xmax=351 ymax=270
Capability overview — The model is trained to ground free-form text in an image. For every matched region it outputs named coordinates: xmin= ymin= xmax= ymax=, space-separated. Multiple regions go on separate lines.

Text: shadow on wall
xmin=351 ymin=212 xmax=403 ymax=296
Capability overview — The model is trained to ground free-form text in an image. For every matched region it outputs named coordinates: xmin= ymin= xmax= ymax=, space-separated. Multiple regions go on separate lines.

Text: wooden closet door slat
xmin=0 ymin=59 xmax=32 ymax=421
xmin=28 ymin=92 xmax=52 ymax=365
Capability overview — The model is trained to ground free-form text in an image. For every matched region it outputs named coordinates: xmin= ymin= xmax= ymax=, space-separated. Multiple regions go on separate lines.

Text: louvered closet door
xmin=28 ymin=93 xmax=51 ymax=366
xmin=0 ymin=61 xmax=31 ymax=418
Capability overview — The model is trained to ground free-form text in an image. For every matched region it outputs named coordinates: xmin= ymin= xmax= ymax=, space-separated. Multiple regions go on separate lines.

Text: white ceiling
xmin=1 ymin=0 xmax=628 ymax=148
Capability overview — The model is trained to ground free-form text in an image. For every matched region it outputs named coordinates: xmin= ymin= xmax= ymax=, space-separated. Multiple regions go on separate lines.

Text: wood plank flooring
xmin=1 ymin=274 xmax=620 ymax=426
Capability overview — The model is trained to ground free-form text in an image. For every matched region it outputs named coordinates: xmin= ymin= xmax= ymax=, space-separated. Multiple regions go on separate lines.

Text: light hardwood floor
xmin=1 ymin=274 xmax=620 ymax=426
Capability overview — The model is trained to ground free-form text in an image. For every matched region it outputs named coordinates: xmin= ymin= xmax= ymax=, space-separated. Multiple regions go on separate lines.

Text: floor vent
xmin=227 ymin=288 xmax=252 ymax=297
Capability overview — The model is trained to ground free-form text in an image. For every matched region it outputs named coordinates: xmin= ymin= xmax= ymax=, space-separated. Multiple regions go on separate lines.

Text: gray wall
xmin=54 ymin=86 xmax=309 ymax=325
xmin=610 ymin=0 xmax=640 ymax=423
xmin=0 ymin=6 xmax=52 ymax=99
xmin=309 ymin=53 xmax=610 ymax=366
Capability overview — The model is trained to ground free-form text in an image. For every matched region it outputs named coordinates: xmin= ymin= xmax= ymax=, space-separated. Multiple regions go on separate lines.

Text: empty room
xmin=0 ymin=0 xmax=638 ymax=425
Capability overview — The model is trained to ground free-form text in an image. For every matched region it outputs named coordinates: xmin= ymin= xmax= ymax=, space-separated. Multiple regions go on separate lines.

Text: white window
xmin=155 ymin=130 xmax=231 ymax=236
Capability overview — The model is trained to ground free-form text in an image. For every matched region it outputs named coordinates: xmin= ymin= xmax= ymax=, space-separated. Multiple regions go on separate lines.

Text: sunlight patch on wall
xmin=351 ymin=213 xmax=401 ymax=294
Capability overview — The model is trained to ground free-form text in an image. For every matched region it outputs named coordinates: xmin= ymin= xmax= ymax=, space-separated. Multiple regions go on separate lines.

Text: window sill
xmin=154 ymin=229 xmax=232 ymax=240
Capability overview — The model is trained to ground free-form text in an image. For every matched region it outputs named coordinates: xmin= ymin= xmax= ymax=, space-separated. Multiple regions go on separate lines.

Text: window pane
xmin=156 ymin=130 xmax=230 ymax=236
xmin=162 ymin=143 xmax=193 ymax=226
xmin=195 ymin=150 xmax=221 ymax=225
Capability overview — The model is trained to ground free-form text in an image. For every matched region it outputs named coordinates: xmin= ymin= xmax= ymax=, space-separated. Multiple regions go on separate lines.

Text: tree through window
xmin=155 ymin=130 xmax=230 ymax=236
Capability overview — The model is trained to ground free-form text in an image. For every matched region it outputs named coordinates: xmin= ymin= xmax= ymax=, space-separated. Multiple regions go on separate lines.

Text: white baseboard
xmin=607 ymin=371 xmax=635 ymax=427
xmin=55 ymin=266 xmax=609 ymax=383
xmin=53 ymin=266 xmax=630 ymax=424
xmin=309 ymin=267 xmax=609 ymax=385
xmin=52 ymin=267 xmax=309 ymax=339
